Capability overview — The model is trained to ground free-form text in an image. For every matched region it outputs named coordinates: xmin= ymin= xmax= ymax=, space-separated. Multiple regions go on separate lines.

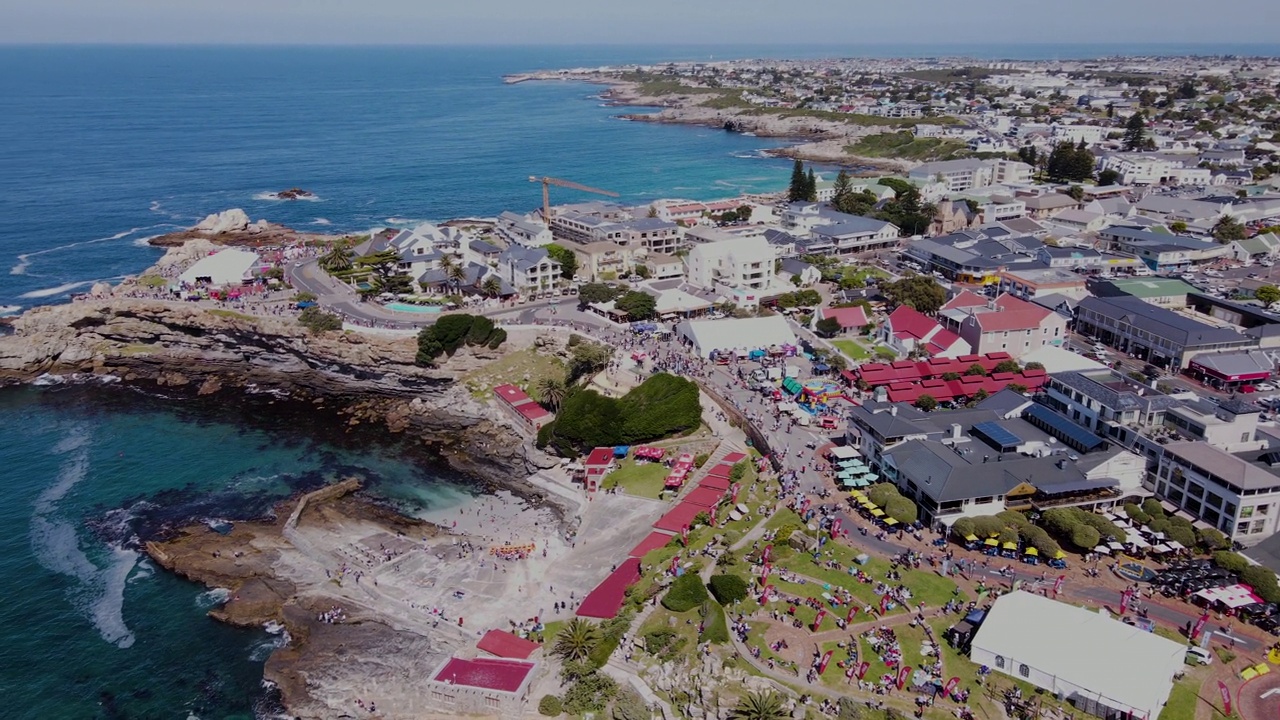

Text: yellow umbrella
xmin=884 ymin=518 xmax=899 ymax=526
xmin=964 ymin=534 xmax=979 ymax=542
xmin=984 ymin=538 xmax=999 ymax=547
xmin=1053 ymin=550 xmax=1067 ymax=560
xmin=871 ymin=509 xmax=886 ymax=517
xmin=850 ymin=490 xmax=865 ymax=498
xmin=1002 ymin=541 xmax=1017 ymax=550
xmin=1024 ymin=547 xmax=1039 ymax=556
xmin=862 ymin=501 xmax=877 ymax=509
xmin=1255 ymin=663 xmax=1271 ymax=676
xmin=1242 ymin=667 xmax=1259 ymax=681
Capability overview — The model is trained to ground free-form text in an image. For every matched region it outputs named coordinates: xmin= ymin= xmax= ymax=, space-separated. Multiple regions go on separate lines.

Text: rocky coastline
xmin=506 ymin=69 xmax=912 ymax=171
xmin=145 ymin=208 xmax=352 ymax=248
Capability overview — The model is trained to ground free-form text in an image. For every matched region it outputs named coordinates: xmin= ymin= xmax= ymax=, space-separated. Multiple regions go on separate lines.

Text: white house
xmin=684 ymin=236 xmax=776 ymax=292
xmin=496 ymin=246 xmax=560 ymax=296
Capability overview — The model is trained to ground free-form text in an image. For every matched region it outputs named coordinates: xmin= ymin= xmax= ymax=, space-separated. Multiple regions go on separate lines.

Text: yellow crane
xmin=529 ymin=176 xmax=619 ymax=221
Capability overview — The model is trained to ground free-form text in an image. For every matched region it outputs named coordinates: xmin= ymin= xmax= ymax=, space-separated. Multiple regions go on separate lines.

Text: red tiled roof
xmin=942 ymin=290 xmax=988 ymax=311
xmin=577 ymin=557 xmax=642 ymax=619
xmin=653 ymin=502 xmax=706 ymax=533
xmin=434 ymin=657 xmax=535 ymax=692
xmin=886 ymin=305 xmax=942 ymax=342
xmin=629 ymin=531 xmax=675 ymax=558
xmin=585 ymin=447 xmax=614 ymax=466
xmin=819 ymin=305 xmax=869 ymax=328
xmin=476 ymin=630 xmax=540 ymax=660
xmin=493 ymin=383 xmax=532 ymax=406
xmin=722 ymin=452 xmax=747 ymax=464
xmin=706 ymin=463 xmax=734 ymax=477
xmin=683 ymin=486 xmax=725 ymax=508
xmin=925 ymin=326 xmax=964 ymax=355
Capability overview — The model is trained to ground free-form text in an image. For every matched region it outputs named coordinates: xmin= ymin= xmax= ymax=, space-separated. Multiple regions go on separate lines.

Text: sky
xmin=1 ymin=0 xmax=1276 ymax=46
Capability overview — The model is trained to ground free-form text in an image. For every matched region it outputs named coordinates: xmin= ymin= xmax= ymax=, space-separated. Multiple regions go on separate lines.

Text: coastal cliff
xmin=0 ymin=297 xmax=561 ymax=505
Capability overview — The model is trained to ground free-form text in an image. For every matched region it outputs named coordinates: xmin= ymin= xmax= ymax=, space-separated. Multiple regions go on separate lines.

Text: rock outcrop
xmin=0 ymin=299 xmax=562 ymax=511
xmin=148 ymin=209 xmax=343 ymax=248
xmin=194 ymin=208 xmax=251 ymax=234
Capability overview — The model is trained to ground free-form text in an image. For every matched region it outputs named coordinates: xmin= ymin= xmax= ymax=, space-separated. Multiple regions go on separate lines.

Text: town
xmin=97 ymin=54 xmax=1280 ymax=720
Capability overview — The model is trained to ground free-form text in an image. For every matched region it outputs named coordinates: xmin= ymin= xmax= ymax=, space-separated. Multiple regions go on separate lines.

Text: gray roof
xmin=810 ymin=215 xmax=896 ymax=238
xmin=779 ymin=258 xmax=814 ymax=277
xmin=1244 ymin=532 xmax=1280 ymax=575
xmin=499 ymin=245 xmax=558 ymax=273
xmin=976 ymin=388 xmax=1035 ymax=418
xmin=1188 ymin=350 xmax=1274 ymax=380
xmin=999 ymin=217 xmax=1049 ymax=235
xmin=1050 ymin=370 xmax=1182 ymax=413
xmin=469 ymin=239 xmax=502 ymax=255
xmin=1030 ymin=293 xmax=1078 ymax=316
xmin=618 ymin=217 xmax=678 ymax=231
xmin=1076 ymin=295 xmax=1250 ymax=349
xmin=884 ymin=440 xmax=1091 ymax=503
xmin=1164 ymin=442 xmax=1280 ymax=492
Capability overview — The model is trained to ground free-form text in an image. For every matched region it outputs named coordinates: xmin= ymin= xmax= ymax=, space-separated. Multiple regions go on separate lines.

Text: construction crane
xmin=529 ymin=176 xmax=619 ymax=222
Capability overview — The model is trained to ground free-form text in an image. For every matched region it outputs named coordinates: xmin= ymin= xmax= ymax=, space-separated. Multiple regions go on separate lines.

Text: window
xmin=995 ymin=655 xmax=1006 ymax=669
xmin=1019 ymin=663 xmax=1030 ymax=678
xmin=1255 ymin=520 xmax=1269 ymax=534
xmin=1258 ymin=504 xmax=1271 ymax=517
xmin=1241 ymin=506 xmax=1255 ymax=519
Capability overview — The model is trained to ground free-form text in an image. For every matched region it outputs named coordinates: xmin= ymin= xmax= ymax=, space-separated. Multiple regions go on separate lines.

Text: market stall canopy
xmin=1094 ymin=545 xmax=1111 ymax=555
xmin=1024 ymin=547 xmax=1039 ymax=556
xmin=964 ymin=534 xmax=980 ymax=542
xmin=884 ymin=518 xmax=898 ymax=526
xmin=1002 ymin=542 xmax=1017 ymax=550
xmin=1194 ymin=584 xmax=1265 ymax=609
xmin=828 ymin=446 xmax=858 ymax=460
xmin=871 ymin=509 xmax=885 ymax=517
xmin=984 ymin=538 xmax=999 ymax=547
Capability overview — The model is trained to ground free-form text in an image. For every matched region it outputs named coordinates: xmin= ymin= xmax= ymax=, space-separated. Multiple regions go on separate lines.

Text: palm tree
xmin=537 ymin=377 xmax=567 ymax=411
xmin=319 ymin=246 xmax=353 ymax=273
xmin=552 ymin=618 xmax=599 ymax=662
xmin=728 ymin=691 xmax=788 ymax=720
xmin=481 ymin=276 xmax=502 ymax=298
xmin=446 ymin=262 xmax=468 ymax=292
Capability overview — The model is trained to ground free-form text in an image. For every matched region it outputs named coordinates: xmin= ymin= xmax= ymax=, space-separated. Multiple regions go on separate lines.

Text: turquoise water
xmin=0 ymin=384 xmax=479 ymax=718
xmin=384 ymin=303 xmax=444 ymax=314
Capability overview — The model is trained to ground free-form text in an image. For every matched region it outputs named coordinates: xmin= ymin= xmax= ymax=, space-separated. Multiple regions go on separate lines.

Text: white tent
xmin=828 ymin=446 xmax=858 ymax=460
xmin=179 ymin=249 xmax=260 ymax=287
xmin=677 ymin=315 xmax=797 ymax=359
xmin=970 ymin=591 xmax=1186 ymax=720
xmin=1194 ymin=584 xmax=1264 ymax=609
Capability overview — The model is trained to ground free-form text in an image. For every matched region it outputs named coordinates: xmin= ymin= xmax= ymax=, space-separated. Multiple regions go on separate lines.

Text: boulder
xmin=194 ymin=209 xmax=251 ymax=235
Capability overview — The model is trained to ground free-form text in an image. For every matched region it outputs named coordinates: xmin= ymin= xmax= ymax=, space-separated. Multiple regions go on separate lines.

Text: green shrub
xmin=708 ymin=574 xmax=750 ymax=605
xmin=612 ymin=689 xmax=650 ymax=720
xmin=1214 ymin=551 xmax=1251 ymax=574
xmin=297 ymin=306 xmax=342 ymax=334
xmin=537 ymin=373 xmax=702 ymax=455
xmin=775 ymin=524 xmax=798 ymax=543
xmin=562 ymin=672 xmax=617 ymax=714
xmin=952 ymin=517 xmax=976 ymax=539
xmin=730 ymin=461 xmax=748 ymax=482
xmin=1242 ymin=565 xmax=1280 ymax=603
xmin=662 ymin=572 xmax=710 ymax=612
xmin=643 ymin=628 xmax=678 ymax=654
xmin=884 ymin=497 xmax=918 ymax=524
xmin=694 ymin=453 xmax=710 ymax=468
xmin=538 ymin=694 xmax=563 ymax=716
xmin=970 ymin=515 xmax=1006 ymax=539
xmin=1141 ymin=498 xmax=1166 ymax=519
xmin=415 ymin=314 xmax=505 ymax=364
xmin=1198 ymin=527 xmax=1229 ymax=551
xmin=1070 ymin=524 xmax=1100 ymax=550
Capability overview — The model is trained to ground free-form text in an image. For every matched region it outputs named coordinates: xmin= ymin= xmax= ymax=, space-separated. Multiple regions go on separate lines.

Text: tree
xmin=965 ymin=363 xmax=987 ymax=376
xmin=1256 ymin=285 xmax=1280 ymax=306
xmin=1169 ymin=220 xmax=1188 ymax=234
xmin=577 ymin=282 xmax=619 ymax=306
xmin=1212 ymin=215 xmax=1247 ymax=243
xmin=1067 ymin=185 xmax=1085 ymax=201
xmin=538 ymin=377 xmax=568 ymax=411
xmin=481 ymin=275 xmax=503 ymax=297
xmin=538 ymin=695 xmax=563 ymax=716
xmin=615 ymin=290 xmax=657 ymax=320
xmin=568 ymin=342 xmax=612 ymax=383
xmin=788 ymin=159 xmax=808 ymax=203
xmin=708 ymin=574 xmax=750 ymax=605
xmin=662 ymin=572 xmax=710 ymax=612
xmin=914 ymin=394 xmax=937 ymax=411
xmin=729 ymin=691 xmax=789 ymax=720
xmin=805 ymin=168 xmax=818 ymax=202
xmin=993 ymin=360 xmax=1021 ymax=374
xmin=882 ymin=276 xmax=946 ymax=314
xmin=546 ymin=244 xmax=578 ymax=281
xmin=297 ymin=306 xmax=342 ymax=334
xmin=554 ymin=618 xmax=600 ymax=662
xmin=737 ymin=204 xmax=754 ymax=222
xmin=831 ymin=169 xmax=853 ymax=208
xmin=815 ymin=317 xmax=842 ymax=337
xmin=1070 ymin=524 xmax=1100 ymax=550
xmin=1097 ymin=169 xmax=1121 ymax=186
xmin=1176 ymin=80 xmax=1198 ymax=100
xmin=319 ymin=246 xmax=353 ymax=273
xmin=1123 ymin=112 xmax=1147 ymax=151
xmin=415 ymin=314 xmax=505 ymax=365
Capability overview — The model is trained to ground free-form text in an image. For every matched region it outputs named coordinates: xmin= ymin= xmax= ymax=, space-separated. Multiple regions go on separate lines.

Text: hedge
xmin=538 ymin=373 xmax=702 ymax=455
xmin=699 ymin=599 xmax=730 ymax=644
xmin=708 ymin=574 xmax=750 ymax=605
xmin=415 ymin=313 xmax=506 ymax=364
xmin=866 ymin=482 xmax=919 ymax=523
xmin=662 ymin=572 xmax=710 ymax=612
xmin=538 ymin=694 xmax=563 ymax=716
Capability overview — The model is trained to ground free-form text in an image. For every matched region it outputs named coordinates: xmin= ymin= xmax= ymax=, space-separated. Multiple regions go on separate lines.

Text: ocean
xmin=0 ymin=43 xmax=1276 ymax=717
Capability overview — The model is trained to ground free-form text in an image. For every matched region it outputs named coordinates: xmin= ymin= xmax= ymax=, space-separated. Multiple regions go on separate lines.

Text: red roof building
xmin=653 ymin=501 xmax=707 ymax=533
xmin=850 ymin=352 xmax=1045 ymax=402
xmin=940 ymin=292 xmax=1068 ymax=359
xmin=493 ymin=384 xmax=555 ymax=432
xmin=476 ymin=630 xmax=541 ymax=660
xmin=880 ymin=305 xmax=971 ymax=358
xmin=698 ymin=474 xmax=731 ymax=491
xmin=817 ymin=305 xmax=870 ymax=331
xmin=433 ymin=657 xmax=535 ymax=693
xmin=683 ymin=486 xmax=726 ymax=508
xmin=721 ymin=452 xmax=747 ymax=464
xmin=629 ymin=531 xmax=675 ymax=558
xmin=581 ymin=447 xmax=614 ymax=493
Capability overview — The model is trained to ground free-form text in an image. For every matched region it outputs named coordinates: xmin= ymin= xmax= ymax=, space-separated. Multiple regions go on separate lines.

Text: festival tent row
xmin=577 ymin=558 xmax=642 ymax=619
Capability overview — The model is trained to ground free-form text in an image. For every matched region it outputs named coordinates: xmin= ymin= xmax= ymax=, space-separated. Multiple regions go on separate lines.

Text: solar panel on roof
xmin=973 ymin=421 xmax=1022 ymax=450
xmin=1024 ymin=404 xmax=1106 ymax=451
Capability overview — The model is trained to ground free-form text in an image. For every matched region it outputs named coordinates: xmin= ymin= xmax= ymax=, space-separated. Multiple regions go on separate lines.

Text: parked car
xmin=1186 ymin=647 xmax=1213 ymax=665
xmin=1255 ymin=382 xmax=1277 ymax=392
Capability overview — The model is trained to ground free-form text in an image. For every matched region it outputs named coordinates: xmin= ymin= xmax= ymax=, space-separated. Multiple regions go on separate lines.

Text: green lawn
xmin=602 ymin=458 xmax=670 ymax=498
xmin=847 ymin=131 xmax=973 ymax=161
xmin=1158 ymin=672 xmax=1224 ymax=720
xmin=832 ymin=339 xmax=871 ymax=361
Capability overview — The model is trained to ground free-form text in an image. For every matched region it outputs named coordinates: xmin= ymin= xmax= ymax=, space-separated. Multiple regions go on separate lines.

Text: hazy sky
xmin=2 ymin=0 xmax=1276 ymax=45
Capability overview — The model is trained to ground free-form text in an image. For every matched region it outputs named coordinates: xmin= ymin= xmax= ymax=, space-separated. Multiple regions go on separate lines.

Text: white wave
xmin=196 ymin=587 xmax=232 ymax=608
xmin=131 ymin=233 xmax=167 ymax=247
xmin=263 ymin=620 xmax=286 ymax=635
xmin=384 ymin=217 xmax=421 ymax=226
xmin=0 ymin=304 xmax=20 ymax=315
xmin=249 ymin=632 xmax=289 ymax=662
xmin=128 ymin=558 xmax=154 ymax=583
xmin=30 ymin=428 xmax=138 ymax=648
xmin=310 ymin=218 xmax=332 ymax=226
xmin=11 ymin=226 xmax=158 ymax=275
xmin=19 ymin=280 xmax=95 ymax=299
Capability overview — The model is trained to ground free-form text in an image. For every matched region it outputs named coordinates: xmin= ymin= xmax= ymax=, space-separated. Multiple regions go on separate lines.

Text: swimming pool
xmin=384 ymin=302 xmax=444 ymax=314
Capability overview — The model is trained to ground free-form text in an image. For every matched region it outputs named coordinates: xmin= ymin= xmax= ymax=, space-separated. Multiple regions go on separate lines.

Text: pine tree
xmin=788 ymin=159 xmax=807 ymax=202
xmin=805 ymin=168 xmax=818 ymax=202
xmin=1123 ymin=112 xmax=1147 ymax=151
xmin=831 ymin=169 xmax=852 ymax=207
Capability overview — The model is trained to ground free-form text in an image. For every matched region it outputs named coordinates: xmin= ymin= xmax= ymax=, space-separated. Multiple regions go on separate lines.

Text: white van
xmin=1132 ymin=267 xmax=1153 ymax=277
xmin=1185 ymin=647 xmax=1213 ymax=665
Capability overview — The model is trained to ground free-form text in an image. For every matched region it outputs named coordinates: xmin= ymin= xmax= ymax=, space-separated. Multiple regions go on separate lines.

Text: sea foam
xmin=10 ymin=226 xmax=157 ymax=275
xmin=30 ymin=427 xmax=138 ymax=649
xmin=19 ymin=281 xmax=96 ymax=299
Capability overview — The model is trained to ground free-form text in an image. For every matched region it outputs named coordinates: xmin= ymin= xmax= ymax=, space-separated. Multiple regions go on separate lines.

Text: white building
xmin=496 ymin=246 xmax=561 ymax=296
xmin=676 ymin=315 xmax=796 ymax=358
xmin=684 ymin=236 xmax=776 ymax=292
xmin=1154 ymin=439 xmax=1280 ymax=545
xmin=908 ymin=159 xmax=1033 ymax=192
xmin=971 ymin=591 xmax=1186 ymax=720
xmin=496 ymin=211 xmax=553 ymax=248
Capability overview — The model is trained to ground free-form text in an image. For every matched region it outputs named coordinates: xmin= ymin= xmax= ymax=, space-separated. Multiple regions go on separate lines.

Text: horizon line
xmin=2 ymin=40 xmax=1279 ymax=50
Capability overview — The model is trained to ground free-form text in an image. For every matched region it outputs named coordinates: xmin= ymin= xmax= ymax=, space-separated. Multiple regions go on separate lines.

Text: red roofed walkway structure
xmin=629 ymin=531 xmax=675 ymax=558
xmin=577 ymin=557 xmax=642 ymax=619
xmin=476 ymin=629 xmax=541 ymax=660
xmin=433 ymin=657 xmax=535 ymax=692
